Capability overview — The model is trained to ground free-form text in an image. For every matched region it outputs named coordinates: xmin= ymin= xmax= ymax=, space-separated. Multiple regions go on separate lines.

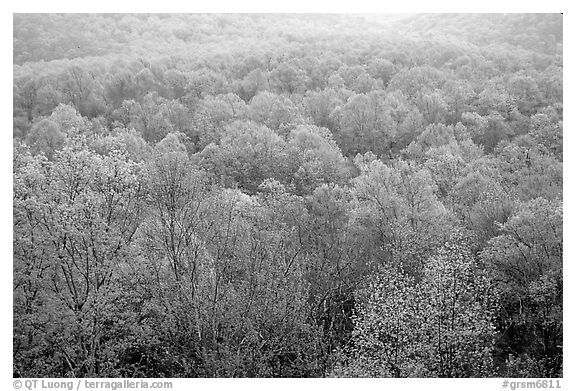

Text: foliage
xmin=13 ymin=13 xmax=562 ymax=378
xmin=336 ymin=235 xmax=496 ymax=377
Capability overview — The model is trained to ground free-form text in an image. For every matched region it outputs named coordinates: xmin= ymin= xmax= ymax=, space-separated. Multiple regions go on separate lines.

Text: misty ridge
xmin=13 ymin=13 xmax=562 ymax=378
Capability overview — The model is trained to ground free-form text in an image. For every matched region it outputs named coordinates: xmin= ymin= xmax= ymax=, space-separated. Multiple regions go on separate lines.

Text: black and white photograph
xmin=11 ymin=11 xmax=564 ymax=384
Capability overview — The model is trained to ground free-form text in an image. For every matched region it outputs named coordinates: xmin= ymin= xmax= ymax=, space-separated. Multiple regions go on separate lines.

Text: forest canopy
xmin=13 ymin=13 xmax=562 ymax=378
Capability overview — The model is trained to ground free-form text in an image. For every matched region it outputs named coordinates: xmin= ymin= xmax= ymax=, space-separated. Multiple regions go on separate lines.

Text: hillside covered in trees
xmin=13 ymin=13 xmax=563 ymax=378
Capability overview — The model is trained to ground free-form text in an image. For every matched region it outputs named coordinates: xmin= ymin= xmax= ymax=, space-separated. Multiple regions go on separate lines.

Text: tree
xmin=423 ymin=148 xmax=466 ymax=199
xmin=269 ymin=62 xmax=308 ymax=94
xmin=388 ymin=66 xmax=445 ymax=99
xmin=408 ymin=123 xmax=455 ymax=154
xmin=367 ymin=58 xmax=396 ymax=86
xmin=14 ymin=77 xmax=41 ymax=122
xmin=286 ymin=125 xmax=348 ymax=195
xmin=528 ymin=112 xmax=562 ymax=160
xmin=475 ymin=84 xmax=514 ymax=117
xmin=441 ymin=79 xmax=475 ymax=123
xmin=248 ymin=91 xmax=302 ymax=132
xmin=351 ymin=156 xmax=452 ymax=277
xmin=508 ymin=73 xmax=542 ymax=115
xmin=416 ymin=91 xmax=448 ymax=125
xmin=14 ymin=144 xmax=145 ymax=377
xmin=118 ymin=93 xmax=187 ymax=143
xmin=191 ymin=94 xmax=246 ymax=150
xmin=138 ymin=146 xmax=211 ymax=343
xmin=495 ymin=142 xmax=562 ymax=201
xmin=481 ymin=198 xmax=562 ymax=377
xmin=12 ymin=13 xmax=564 ymax=378
xmin=164 ymin=69 xmax=189 ymax=100
xmin=451 ymin=170 xmax=515 ymax=248
xmin=103 ymin=69 xmax=138 ymax=109
xmin=336 ymin=234 xmax=496 ymax=377
xmin=91 ymin=127 xmax=151 ymax=162
xmin=58 ymin=66 xmax=98 ymax=116
xmin=26 ymin=119 xmax=66 ymax=160
xmin=302 ymin=88 xmax=343 ymax=131
xmin=303 ymin=183 xmax=359 ymax=360
xmin=198 ymin=121 xmax=289 ymax=194
xmin=49 ymin=103 xmax=89 ymax=136
xmin=238 ymin=69 xmax=269 ymax=102
xmin=461 ymin=111 xmax=513 ymax=153
xmin=331 ymin=91 xmax=396 ymax=157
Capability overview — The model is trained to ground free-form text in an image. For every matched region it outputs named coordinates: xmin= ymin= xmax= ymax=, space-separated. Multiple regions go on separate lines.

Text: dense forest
xmin=13 ymin=13 xmax=563 ymax=378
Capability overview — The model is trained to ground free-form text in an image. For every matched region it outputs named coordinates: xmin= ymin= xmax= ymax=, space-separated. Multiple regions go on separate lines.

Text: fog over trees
xmin=13 ymin=13 xmax=562 ymax=378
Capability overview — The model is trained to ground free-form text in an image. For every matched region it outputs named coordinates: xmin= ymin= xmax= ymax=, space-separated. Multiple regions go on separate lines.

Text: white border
xmin=2 ymin=5 xmax=573 ymax=391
